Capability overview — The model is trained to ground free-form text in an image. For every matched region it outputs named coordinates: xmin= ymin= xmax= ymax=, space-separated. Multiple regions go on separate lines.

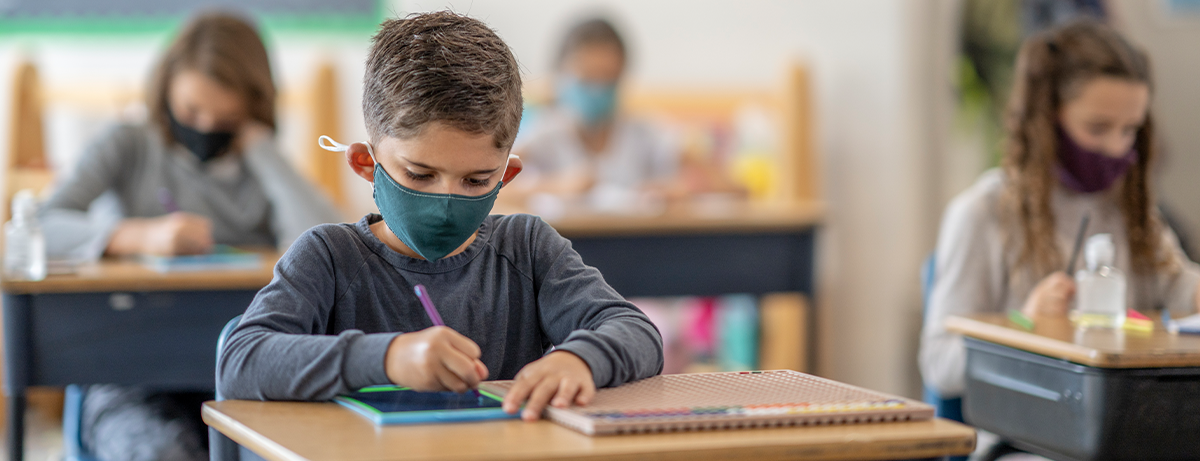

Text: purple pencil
xmin=413 ymin=284 xmax=445 ymax=326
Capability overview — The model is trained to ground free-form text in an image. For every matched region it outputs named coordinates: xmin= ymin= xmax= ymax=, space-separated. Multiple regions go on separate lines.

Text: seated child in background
xmin=218 ymin=11 xmax=664 ymax=421
xmin=509 ymin=18 xmax=740 ymax=214
xmin=39 ymin=12 xmax=341 ymax=461
xmin=920 ymin=20 xmax=1200 ymax=399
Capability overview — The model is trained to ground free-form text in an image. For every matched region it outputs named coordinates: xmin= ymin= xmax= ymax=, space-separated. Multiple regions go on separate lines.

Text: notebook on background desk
xmin=139 ymin=245 xmax=262 ymax=273
xmin=480 ymin=370 xmax=933 ymax=435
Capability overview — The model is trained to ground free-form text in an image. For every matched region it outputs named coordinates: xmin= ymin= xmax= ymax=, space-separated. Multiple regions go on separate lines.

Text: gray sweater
xmin=40 ymin=123 xmax=341 ymax=259
xmin=218 ymin=213 xmax=664 ymax=401
xmin=920 ymin=169 xmax=1200 ymax=396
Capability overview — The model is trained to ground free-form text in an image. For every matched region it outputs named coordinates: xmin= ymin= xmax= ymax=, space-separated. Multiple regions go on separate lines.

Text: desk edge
xmin=203 ymin=402 xmax=307 ymax=461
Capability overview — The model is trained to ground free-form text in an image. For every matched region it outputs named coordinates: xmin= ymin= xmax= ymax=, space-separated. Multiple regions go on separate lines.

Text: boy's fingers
xmin=502 ymin=377 xmax=534 ymax=414
xmin=474 ymin=360 xmax=490 ymax=381
xmin=576 ymin=382 xmax=596 ymax=406
xmin=444 ymin=331 xmax=483 ymax=359
xmin=439 ymin=348 xmax=483 ymax=388
xmin=434 ymin=365 xmax=470 ymax=393
xmin=522 ymin=379 xmax=558 ymax=422
xmin=552 ymin=378 xmax=579 ymax=408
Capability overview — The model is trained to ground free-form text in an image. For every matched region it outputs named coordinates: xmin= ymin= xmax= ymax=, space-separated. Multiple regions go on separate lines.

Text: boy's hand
xmin=502 ymin=351 xmax=595 ymax=421
xmin=385 ymin=326 xmax=488 ymax=392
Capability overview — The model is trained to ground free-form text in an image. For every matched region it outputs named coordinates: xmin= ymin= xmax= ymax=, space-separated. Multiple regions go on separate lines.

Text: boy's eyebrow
xmin=403 ymin=158 xmax=502 ymax=175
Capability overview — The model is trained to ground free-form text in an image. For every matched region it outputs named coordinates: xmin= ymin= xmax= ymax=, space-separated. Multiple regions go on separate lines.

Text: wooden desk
xmin=945 ymin=313 xmax=1200 ymax=368
xmin=1 ymin=251 xmax=279 ymax=461
xmin=203 ymin=400 xmax=975 ymax=461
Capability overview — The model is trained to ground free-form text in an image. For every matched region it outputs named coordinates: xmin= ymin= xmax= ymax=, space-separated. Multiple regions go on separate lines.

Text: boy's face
xmin=347 ymin=122 xmax=522 ymax=196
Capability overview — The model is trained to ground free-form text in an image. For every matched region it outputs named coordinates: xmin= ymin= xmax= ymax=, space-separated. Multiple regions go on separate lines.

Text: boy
xmin=217 ymin=11 xmax=663 ymax=421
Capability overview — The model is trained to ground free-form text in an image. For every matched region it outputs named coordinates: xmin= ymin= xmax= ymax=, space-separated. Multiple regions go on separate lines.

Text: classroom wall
xmin=1110 ymin=2 xmax=1200 ymax=254
xmin=0 ymin=0 xmax=956 ymax=397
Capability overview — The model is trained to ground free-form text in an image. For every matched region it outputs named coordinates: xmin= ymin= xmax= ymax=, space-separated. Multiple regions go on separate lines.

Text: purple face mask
xmin=1056 ymin=128 xmax=1139 ymax=193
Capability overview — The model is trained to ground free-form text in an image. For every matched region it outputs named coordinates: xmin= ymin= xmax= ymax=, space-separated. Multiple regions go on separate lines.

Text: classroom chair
xmin=920 ymin=254 xmax=965 ymax=424
xmin=211 ymin=315 xmax=264 ymax=461
xmin=920 ymin=254 xmax=967 ymax=461
xmin=62 ymin=385 xmax=100 ymax=461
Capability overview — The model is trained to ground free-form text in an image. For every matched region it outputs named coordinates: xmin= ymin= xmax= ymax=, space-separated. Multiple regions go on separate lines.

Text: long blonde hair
xmin=1002 ymin=20 xmax=1165 ymax=278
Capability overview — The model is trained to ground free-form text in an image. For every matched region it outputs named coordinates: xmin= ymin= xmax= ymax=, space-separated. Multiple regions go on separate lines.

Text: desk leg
xmin=4 ymin=293 xmax=31 ymax=461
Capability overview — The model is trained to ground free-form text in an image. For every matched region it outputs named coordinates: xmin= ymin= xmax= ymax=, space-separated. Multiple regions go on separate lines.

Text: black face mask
xmin=168 ymin=111 xmax=235 ymax=162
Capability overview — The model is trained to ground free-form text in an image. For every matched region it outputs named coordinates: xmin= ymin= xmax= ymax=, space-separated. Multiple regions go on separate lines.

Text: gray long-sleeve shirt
xmin=920 ymin=169 xmax=1200 ymax=396
xmin=40 ymin=123 xmax=341 ymax=259
xmin=217 ymin=213 xmax=664 ymax=401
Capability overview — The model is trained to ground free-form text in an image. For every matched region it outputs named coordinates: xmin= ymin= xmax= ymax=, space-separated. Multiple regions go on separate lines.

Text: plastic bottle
xmin=4 ymin=190 xmax=47 ymax=281
xmin=1074 ymin=234 xmax=1125 ymax=328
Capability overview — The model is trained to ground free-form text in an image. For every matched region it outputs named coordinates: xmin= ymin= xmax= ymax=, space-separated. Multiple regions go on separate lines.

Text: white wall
xmin=0 ymin=0 xmax=951 ymax=397
xmin=1111 ymin=2 xmax=1200 ymax=254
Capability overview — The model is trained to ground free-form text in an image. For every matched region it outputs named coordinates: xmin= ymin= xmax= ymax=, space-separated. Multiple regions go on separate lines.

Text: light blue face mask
xmin=319 ymin=136 xmax=511 ymax=261
xmin=556 ymin=76 xmax=618 ymax=127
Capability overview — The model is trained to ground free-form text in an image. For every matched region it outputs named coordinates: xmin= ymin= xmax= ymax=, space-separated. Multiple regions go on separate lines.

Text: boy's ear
xmin=346 ymin=142 xmax=376 ymax=182
xmin=501 ymin=154 xmax=523 ymax=187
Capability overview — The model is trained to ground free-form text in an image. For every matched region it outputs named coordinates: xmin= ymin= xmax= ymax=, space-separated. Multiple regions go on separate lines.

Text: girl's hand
xmin=1022 ymin=271 xmax=1076 ymax=318
xmin=107 ymin=212 xmax=214 ymax=256
xmin=501 ymin=351 xmax=595 ymax=421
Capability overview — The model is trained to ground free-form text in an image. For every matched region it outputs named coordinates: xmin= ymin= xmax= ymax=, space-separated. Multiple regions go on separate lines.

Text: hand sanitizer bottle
xmin=4 ymin=190 xmax=47 ymax=281
xmin=1074 ymin=233 xmax=1126 ymax=328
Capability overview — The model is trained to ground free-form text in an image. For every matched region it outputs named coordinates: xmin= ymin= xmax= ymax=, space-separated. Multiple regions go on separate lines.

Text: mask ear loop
xmin=318 ymin=135 xmax=376 ymax=162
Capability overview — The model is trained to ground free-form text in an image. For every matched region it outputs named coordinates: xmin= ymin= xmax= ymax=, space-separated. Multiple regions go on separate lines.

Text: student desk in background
xmin=946 ymin=313 xmax=1200 ymax=460
xmin=203 ymin=399 xmax=975 ymax=461
xmin=1 ymin=251 xmax=280 ymax=461
xmin=545 ymin=200 xmax=823 ymax=370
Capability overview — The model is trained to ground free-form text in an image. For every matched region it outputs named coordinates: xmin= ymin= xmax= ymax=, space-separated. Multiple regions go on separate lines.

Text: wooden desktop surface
xmin=203 ymin=400 xmax=975 ymax=461
xmin=945 ymin=313 xmax=1200 ymax=368
xmin=515 ymin=200 xmax=825 ymax=237
xmin=0 ymin=249 xmax=281 ymax=294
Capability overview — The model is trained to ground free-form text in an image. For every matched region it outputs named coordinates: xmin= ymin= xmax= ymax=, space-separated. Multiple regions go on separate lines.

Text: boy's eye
xmin=404 ymin=170 xmax=434 ymax=181
xmin=465 ymin=177 xmax=492 ymax=188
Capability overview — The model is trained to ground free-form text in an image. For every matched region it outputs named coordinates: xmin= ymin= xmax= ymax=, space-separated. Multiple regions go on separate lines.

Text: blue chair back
xmin=921 ymin=253 xmax=967 ymax=460
xmin=210 ymin=315 xmax=244 ymax=461
xmin=62 ymin=385 xmax=100 ymax=461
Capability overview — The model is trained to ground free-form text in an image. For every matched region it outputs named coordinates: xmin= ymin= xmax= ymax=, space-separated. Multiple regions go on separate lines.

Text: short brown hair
xmin=147 ymin=12 xmax=276 ymax=143
xmin=555 ymin=18 xmax=626 ymax=69
xmin=1003 ymin=20 xmax=1163 ymax=276
xmin=363 ymin=11 xmax=523 ymax=149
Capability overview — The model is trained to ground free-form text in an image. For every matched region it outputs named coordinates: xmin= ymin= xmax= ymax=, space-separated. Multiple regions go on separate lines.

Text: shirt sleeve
xmin=919 ymin=186 xmax=1007 ymax=397
xmin=529 ymin=218 xmax=664 ymax=387
xmin=217 ymin=228 xmax=397 ymax=401
xmin=38 ymin=125 xmax=137 ymax=260
xmin=241 ymin=137 xmax=343 ymax=250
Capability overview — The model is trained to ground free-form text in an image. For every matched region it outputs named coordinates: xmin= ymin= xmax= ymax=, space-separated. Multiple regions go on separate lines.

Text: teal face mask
xmin=319 ymin=136 xmax=508 ymax=261
xmin=557 ymin=76 xmax=617 ymax=127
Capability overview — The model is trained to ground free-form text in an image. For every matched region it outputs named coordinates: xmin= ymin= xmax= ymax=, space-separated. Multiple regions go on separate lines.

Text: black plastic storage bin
xmin=963 ymin=337 xmax=1200 ymax=461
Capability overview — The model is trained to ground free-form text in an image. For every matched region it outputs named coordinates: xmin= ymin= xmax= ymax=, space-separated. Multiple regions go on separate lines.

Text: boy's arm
xmin=217 ymin=229 xmax=398 ymax=401
xmin=531 ymin=220 xmax=665 ymax=388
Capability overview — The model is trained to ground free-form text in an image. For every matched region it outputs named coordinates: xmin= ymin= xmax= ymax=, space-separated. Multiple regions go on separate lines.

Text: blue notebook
xmin=140 ymin=245 xmax=262 ymax=273
xmin=335 ymin=385 xmax=517 ymax=425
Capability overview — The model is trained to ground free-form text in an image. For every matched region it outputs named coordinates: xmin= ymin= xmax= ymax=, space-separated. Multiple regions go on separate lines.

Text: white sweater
xmin=919 ymin=169 xmax=1200 ymax=396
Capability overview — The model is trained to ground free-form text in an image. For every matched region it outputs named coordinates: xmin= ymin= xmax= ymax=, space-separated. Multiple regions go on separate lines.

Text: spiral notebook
xmin=480 ymin=370 xmax=933 ymax=436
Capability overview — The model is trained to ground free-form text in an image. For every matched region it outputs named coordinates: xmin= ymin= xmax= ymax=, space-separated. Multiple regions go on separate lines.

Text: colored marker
xmin=413 ymin=284 xmax=445 ymax=326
